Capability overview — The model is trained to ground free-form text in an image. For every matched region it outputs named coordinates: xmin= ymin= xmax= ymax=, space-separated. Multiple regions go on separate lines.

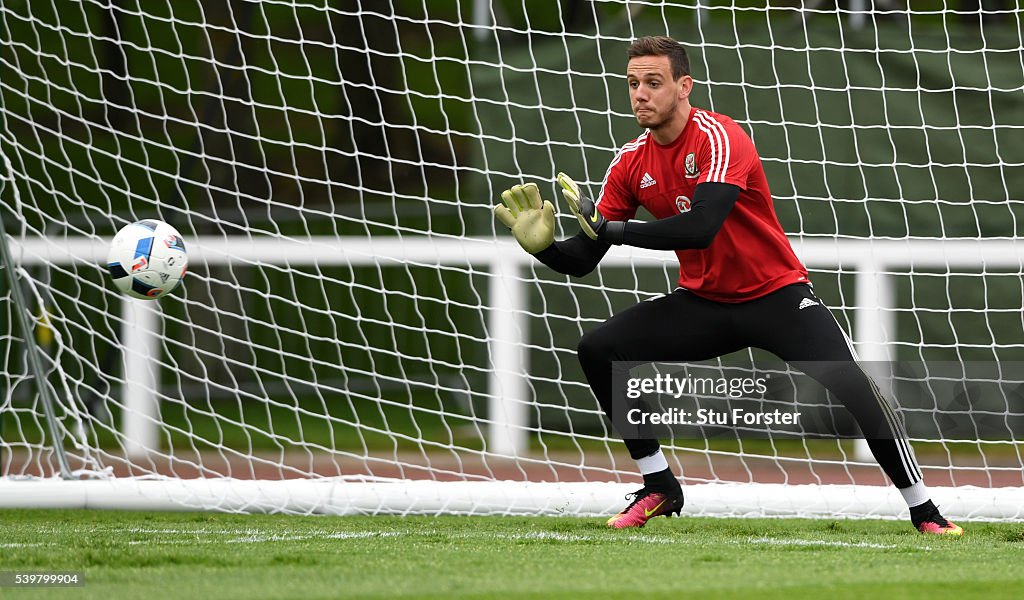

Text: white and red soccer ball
xmin=107 ymin=219 xmax=188 ymax=300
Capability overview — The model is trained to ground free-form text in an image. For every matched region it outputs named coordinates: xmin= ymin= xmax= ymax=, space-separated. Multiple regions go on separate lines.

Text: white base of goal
xmin=0 ymin=479 xmax=1017 ymax=521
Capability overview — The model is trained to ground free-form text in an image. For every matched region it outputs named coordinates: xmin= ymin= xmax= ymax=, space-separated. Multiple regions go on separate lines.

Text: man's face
xmin=626 ymin=55 xmax=690 ymax=130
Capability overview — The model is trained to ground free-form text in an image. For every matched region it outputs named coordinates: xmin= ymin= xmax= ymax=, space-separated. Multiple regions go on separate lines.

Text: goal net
xmin=1 ymin=1 xmax=1022 ymax=519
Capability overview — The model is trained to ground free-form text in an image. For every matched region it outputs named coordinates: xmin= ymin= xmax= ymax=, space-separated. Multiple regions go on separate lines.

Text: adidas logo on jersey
xmin=798 ymin=298 xmax=819 ymax=310
xmin=640 ymin=172 xmax=657 ymax=188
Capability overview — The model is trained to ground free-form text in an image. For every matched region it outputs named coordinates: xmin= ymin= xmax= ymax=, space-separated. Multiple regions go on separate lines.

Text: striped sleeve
xmin=693 ymin=110 xmax=755 ymax=189
xmin=594 ymin=133 xmax=645 ymax=221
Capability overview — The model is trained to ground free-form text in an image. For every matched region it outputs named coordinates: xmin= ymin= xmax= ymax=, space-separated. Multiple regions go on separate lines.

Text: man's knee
xmin=578 ymin=323 xmax=622 ymax=368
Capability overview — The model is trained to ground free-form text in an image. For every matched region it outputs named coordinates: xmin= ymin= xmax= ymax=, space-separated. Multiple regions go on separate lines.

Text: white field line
xmin=745 ymin=537 xmax=898 ymax=549
xmin=494 ymin=531 xmax=676 ymax=544
xmin=121 ymin=528 xmax=677 ymax=546
xmin=125 ymin=529 xmax=418 ymax=546
xmin=115 ymin=528 xmax=913 ymax=550
xmin=20 ymin=525 xmax=922 ymax=551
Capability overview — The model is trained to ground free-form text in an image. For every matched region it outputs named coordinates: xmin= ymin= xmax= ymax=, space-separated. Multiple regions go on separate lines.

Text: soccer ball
xmin=107 ymin=219 xmax=188 ymax=299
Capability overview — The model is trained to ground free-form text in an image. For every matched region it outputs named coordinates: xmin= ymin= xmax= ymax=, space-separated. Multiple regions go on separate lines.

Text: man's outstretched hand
xmin=494 ymin=183 xmax=555 ymax=254
xmin=557 ymin=172 xmax=607 ymax=241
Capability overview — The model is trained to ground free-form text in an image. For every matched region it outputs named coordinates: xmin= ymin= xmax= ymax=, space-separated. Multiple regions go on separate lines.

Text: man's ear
xmin=677 ymin=75 xmax=693 ymax=102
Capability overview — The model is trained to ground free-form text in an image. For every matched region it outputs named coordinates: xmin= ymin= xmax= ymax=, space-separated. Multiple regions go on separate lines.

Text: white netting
xmin=0 ymin=1 xmax=1022 ymax=518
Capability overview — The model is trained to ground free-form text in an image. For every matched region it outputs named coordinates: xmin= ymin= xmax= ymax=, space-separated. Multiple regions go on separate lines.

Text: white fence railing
xmin=10 ymin=235 xmax=1024 ymax=458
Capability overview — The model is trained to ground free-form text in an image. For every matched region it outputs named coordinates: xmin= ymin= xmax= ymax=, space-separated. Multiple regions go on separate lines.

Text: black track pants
xmin=576 ymin=284 xmax=923 ymax=489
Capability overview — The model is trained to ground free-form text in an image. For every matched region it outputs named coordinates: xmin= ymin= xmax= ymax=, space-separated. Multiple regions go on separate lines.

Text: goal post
xmin=0 ymin=185 xmax=72 ymax=480
xmin=2 ymin=233 xmax=1023 ymax=519
xmin=2 ymin=1 xmax=1024 ymax=520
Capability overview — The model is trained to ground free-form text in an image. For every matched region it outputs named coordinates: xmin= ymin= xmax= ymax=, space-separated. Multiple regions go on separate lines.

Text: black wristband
xmin=602 ymin=221 xmax=626 ymax=245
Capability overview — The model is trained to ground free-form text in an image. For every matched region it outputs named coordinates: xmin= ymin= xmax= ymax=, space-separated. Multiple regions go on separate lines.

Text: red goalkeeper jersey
xmin=596 ymin=107 xmax=808 ymax=302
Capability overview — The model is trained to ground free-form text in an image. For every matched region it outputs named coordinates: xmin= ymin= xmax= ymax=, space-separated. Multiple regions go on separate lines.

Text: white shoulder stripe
xmin=694 ymin=111 xmax=731 ymax=183
xmin=693 ymin=111 xmax=722 ymax=181
xmin=597 ymin=131 xmax=648 ymax=205
xmin=693 ymin=111 xmax=727 ymax=182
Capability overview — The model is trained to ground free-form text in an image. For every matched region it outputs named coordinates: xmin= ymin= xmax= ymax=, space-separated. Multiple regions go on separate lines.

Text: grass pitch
xmin=1 ymin=510 xmax=1022 ymax=599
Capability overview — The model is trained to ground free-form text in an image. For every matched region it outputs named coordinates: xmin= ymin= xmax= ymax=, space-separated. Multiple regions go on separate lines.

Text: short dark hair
xmin=627 ymin=36 xmax=690 ymax=80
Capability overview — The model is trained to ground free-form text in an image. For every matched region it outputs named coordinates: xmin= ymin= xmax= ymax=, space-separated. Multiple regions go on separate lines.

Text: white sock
xmin=636 ymin=449 xmax=669 ymax=475
xmin=899 ymin=480 xmax=930 ymax=508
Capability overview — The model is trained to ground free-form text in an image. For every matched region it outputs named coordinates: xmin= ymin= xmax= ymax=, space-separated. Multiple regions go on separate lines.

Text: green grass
xmin=1 ymin=510 xmax=1022 ymax=599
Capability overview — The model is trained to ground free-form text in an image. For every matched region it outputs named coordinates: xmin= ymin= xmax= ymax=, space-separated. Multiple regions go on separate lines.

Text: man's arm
xmin=533 ymin=232 xmax=611 ymax=278
xmin=608 ymin=182 xmax=739 ymax=250
xmin=493 ymin=182 xmax=610 ymax=278
xmin=567 ymin=179 xmax=739 ymax=250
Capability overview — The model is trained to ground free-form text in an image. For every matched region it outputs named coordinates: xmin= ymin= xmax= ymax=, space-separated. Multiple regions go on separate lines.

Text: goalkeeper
xmin=494 ymin=35 xmax=962 ymax=535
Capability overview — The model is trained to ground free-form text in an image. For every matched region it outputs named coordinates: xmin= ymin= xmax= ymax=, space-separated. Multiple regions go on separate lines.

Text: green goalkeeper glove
xmin=557 ymin=172 xmax=607 ymax=241
xmin=494 ymin=183 xmax=556 ymax=254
